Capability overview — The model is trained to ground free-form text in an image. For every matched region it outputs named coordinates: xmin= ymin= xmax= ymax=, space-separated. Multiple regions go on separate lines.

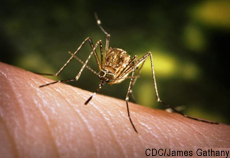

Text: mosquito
xmin=38 ymin=13 xmax=218 ymax=133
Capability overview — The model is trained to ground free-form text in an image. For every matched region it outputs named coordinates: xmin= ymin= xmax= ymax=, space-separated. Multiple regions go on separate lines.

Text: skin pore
xmin=0 ymin=62 xmax=229 ymax=158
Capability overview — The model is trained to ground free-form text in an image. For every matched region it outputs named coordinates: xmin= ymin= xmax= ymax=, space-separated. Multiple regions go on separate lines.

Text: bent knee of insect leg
xmin=75 ymin=76 xmax=80 ymax=81
xmin=157 ymin=98 xmax=162 ymax=102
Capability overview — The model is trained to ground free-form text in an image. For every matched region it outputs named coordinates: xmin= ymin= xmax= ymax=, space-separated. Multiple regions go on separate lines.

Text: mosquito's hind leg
xmin=159 ymin=101 xmax=219 ymax=124
xmin=55 ymin=37 xmax=100 ymax=77
xmin=146 ymin=51 xmax=219 ymax=124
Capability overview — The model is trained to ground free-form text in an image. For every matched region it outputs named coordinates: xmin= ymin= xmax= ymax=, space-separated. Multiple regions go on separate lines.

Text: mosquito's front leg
xmin=55 ymin=37 xmax=101 ymax=77
xmin=38 ymin=37 xmax=100 ymax=78
xmin=39 ymin=38 xmax=102 ymax=88
xmin=94 ymin=13 xmax=110 ymax=53
xmin=68 ymin=51 xmax=98 ymax=76
xmin=75 ymin=40 xmax=103 ymax=81
xmin=39 ymin=78 xmax=76 ymax=88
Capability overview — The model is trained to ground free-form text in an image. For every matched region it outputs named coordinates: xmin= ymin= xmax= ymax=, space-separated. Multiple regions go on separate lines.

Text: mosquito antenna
xmin=84 ymin=80 xmax=105 ymax=105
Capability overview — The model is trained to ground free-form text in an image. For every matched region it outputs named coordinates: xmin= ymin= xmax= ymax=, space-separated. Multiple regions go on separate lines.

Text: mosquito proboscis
xmin=38 ymin=13 xmax=218 ymax=133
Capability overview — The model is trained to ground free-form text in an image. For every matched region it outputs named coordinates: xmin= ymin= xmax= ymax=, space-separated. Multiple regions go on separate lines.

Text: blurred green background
xmin=1 ymin=0 xmax=230 ymax=124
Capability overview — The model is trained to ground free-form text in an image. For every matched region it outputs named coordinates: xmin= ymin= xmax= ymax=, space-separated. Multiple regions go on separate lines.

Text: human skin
xmin=0 ymin=62 xmax=230 ymax=158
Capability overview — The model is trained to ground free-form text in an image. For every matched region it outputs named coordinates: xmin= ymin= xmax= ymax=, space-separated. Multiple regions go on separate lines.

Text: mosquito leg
xmin=68 ymin=51 xmax=99 ymax=76
xmin=138 ymin=52 xmax=172 ymax=103
xmin=160 ymin=101 xmax=218 ymax=124
xmin=75 ymin=40 xmax=103 ymax=81
xmin=94 ymin=13 xmax=110 ymax=52
xmin=39 ymin=37 xmax=101 ymax=78
xmin=55 ymin=37 xmax=101 ymax=77
xmin=124 ymin=52 xmax=156 ymax=104
xmin=129 ymin=58 xmax=146 ymax=102
xmin=34 ymin=72 xmax=56 ymax=76
xmin=39 ymin=78 xmax=76 ymax=88
xmin=147 ymin=52 xmax=219 ymax=124
xmin=125 ymin=71 xmax=138 ymax=133
xmin=39 ymin=37 xmax=103 ymax=88
xmin=129 ymin=71 xmax=139 ymax=103
xmin=99 ymin=36 xmax=104 ymax=70
xmin=120 ymin=74 xmax=140 ymax=102
xmin=68 ymin=36 xmax=103 ymax=73
xmin=40 ymin=40 xmax=100 ymax=88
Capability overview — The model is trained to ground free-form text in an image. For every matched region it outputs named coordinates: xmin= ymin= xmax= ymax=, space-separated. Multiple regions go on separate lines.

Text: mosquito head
xmin=99 ymin=70 xmax=115 ymax=83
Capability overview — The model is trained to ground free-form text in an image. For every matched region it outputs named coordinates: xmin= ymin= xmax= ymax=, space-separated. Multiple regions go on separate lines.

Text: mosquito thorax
xmin=105 ymin=48 xmax=131 ymax=73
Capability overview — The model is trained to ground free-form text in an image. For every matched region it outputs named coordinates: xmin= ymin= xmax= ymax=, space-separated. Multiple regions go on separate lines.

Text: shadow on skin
xmin=0 ymin=62 xmax=229 ymax=157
